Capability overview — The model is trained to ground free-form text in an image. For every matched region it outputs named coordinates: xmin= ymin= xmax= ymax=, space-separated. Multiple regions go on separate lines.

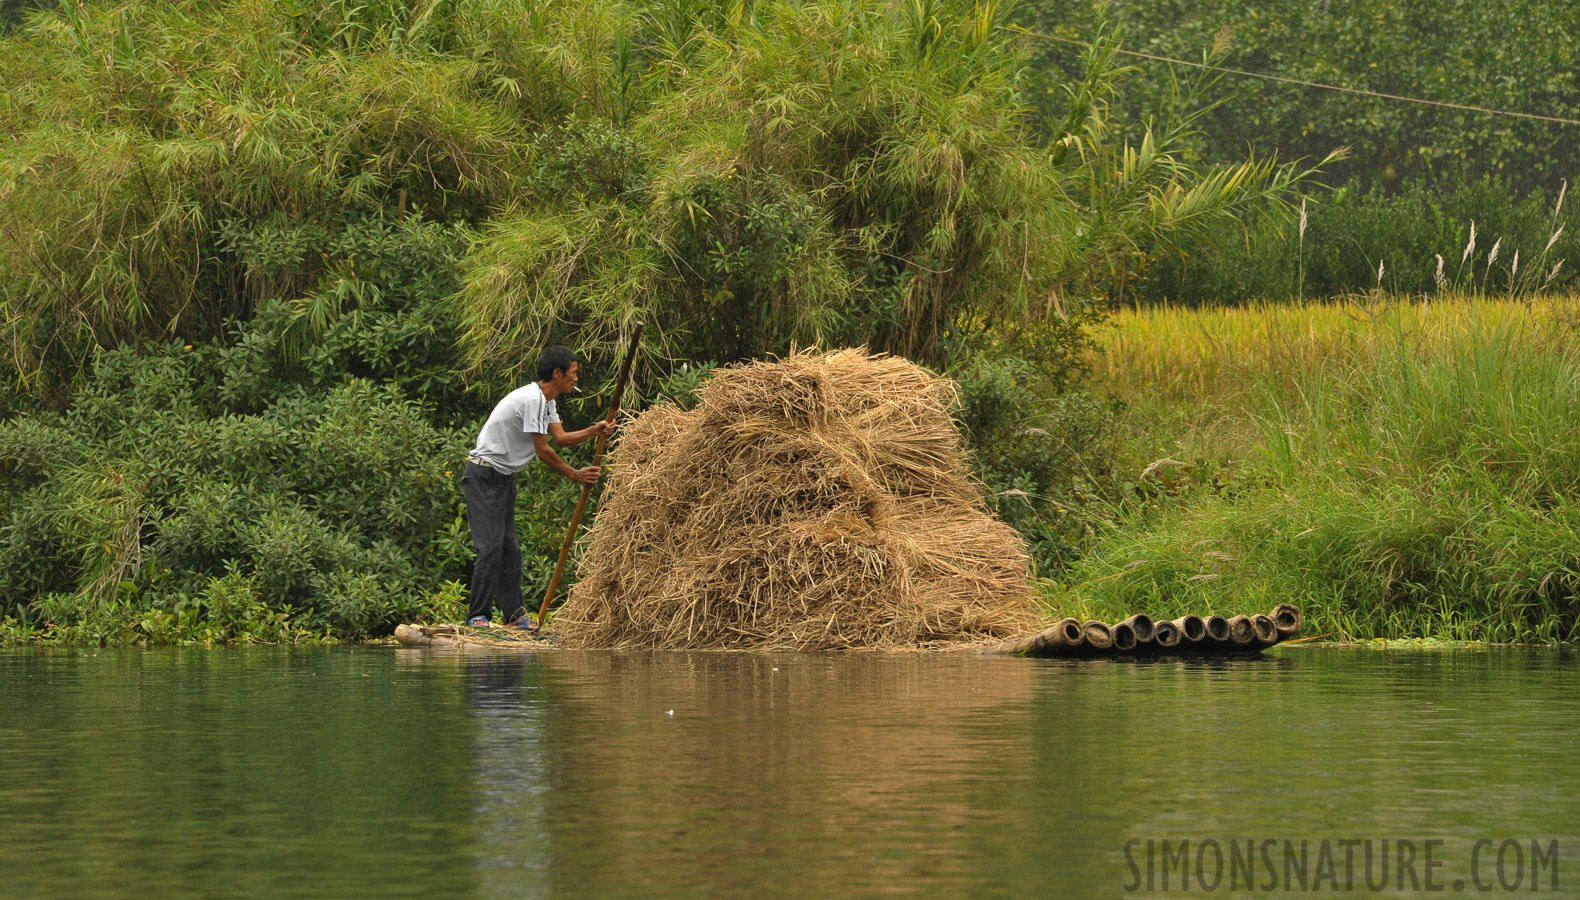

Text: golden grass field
xmin=1093 ymin=293 xmax=1580 ymax=408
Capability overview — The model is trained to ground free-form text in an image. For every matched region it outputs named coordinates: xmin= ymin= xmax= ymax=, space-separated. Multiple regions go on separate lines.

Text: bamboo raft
xmin=393 ymin=623 xmax=555 ymax=650
xmin=394 ymin=604 xmax=1304 ymax=654
xmin=992 ymin=604 xmax=1303 ymax=657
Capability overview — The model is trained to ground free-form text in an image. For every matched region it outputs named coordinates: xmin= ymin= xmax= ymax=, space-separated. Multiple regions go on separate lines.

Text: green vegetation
xmin=0 ymin=0 xmax=1312 ymax=643
xmin=1016 ymin=0 xmax=1580 ymax=188
xmin=0 ymin=0 xmax=1312 ymax=390
xmin=1140 ymin=175 xmax=1577 ymax=306
xmin=0 ymin=217 xmax=505 ymax=644
xmin=5 ymin=0 xmax=1573 ymax=646
xmin=1060 ymin=298 xmax=1580 ymax=644
xmin=1013 ymin=0 xmax=1580 ymax=304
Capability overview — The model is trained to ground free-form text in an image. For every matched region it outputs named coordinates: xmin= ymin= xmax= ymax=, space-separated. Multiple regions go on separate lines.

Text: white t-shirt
xmin=470 ymin=383 xmax=561 ymax=475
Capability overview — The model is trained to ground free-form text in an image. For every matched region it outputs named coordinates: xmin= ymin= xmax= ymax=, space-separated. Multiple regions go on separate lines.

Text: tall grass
xmin=1064 ymin=296 xmax=1580 ymax=643
xmin=1135 ymin=176 xmax=1578 ymax=306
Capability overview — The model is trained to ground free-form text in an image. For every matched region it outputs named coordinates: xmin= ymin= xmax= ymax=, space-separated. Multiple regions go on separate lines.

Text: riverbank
xmin=1047 ymin=294 xmax=1580 ymax=644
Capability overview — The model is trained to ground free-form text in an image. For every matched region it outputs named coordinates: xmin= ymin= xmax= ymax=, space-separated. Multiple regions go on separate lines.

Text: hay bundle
xmin=556 ymin=349 xmax=1038 ymax=650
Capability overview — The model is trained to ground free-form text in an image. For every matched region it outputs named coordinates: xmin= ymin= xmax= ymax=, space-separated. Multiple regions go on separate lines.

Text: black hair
xmin=537 ymin=345 xmax=578 ymax=382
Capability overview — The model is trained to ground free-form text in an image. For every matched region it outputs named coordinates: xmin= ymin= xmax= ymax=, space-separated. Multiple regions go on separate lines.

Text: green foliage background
xmin=3 ymin=0 xmax=1575 ymax=644
xmin=0 ymin=0 xmax=1317 ymax=641
xmin=1013 ymin=0 xmax=1580 ymax=304
xmin=1015 ymin=0 xmax=1580 ymax=189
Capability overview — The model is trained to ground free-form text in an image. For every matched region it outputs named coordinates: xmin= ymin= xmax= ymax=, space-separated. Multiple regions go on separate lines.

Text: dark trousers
xmin=462 ymin=461 xmax=524 ymax=623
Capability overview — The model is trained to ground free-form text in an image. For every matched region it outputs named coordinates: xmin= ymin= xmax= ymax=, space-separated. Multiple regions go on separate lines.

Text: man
xmin=462 ymin=345 xmax=610 ymax=629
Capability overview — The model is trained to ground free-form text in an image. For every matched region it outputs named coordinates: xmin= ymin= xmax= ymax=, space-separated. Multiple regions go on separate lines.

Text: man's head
xmin=537 ymin=345 xmax=579 ymax=396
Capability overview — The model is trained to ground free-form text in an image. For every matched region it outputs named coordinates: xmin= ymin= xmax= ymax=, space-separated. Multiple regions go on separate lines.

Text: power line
xmin=1008 ymin=26 xmax=1580 ymax=128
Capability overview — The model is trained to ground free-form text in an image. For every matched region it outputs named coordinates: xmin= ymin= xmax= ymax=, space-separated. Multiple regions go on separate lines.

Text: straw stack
xmin=555 ymin=349 xmax=1039 ymax=650
xmin=994 ymin=605 xmax=1303 ymax=657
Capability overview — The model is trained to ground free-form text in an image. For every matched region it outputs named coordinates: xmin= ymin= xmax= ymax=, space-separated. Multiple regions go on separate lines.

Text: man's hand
xmin=571 ymin=465 xmax=601 ymax=485
xmin=550 ymin=419 xmax=615 ymax=447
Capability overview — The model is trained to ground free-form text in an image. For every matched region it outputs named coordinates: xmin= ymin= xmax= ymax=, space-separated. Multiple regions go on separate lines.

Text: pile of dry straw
xmin=556 ymin=349 xmax=1039 ymax=650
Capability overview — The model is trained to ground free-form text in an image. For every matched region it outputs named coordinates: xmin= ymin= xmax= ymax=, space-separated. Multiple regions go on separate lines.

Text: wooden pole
xmin=533 ymin=323 xmax=644 ymax=629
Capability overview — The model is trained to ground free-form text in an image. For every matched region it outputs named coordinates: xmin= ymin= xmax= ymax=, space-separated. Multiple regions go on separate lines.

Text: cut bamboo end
xmin=1250 ymin=613 xmax=1277 ymax=644
xmin=393 ymin=624 xmax=431 ymax=646
xmin=994 ymin=617 xmax=1086 ymax=656
xmin=1170 ymin=614 xmax=1207 ymax=643
xmin=1272 ymin=603 xmax=1304 ymax=638
xmin=1226 ymin=614 xmax=1255 ymax=645
xmin=1117 ymin=613 xmax=1155 ymax=644
xmin=1151 ymin=619 xmax=1181 ymax=648
xmin=1040 ymin=617 xmax=1085 ymax=651
xmin=1111 ymin=621 xmax=1137 ymax=651
xmin=1082 ymin=620 xmax=1114 ymax=650
xmin=1202 ymin=614 xmax=1231 ymax=642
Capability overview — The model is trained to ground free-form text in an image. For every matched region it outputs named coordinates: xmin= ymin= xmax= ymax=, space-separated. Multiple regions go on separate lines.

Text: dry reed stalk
xmin=556 ymin=349 xmax=1037 ymax=650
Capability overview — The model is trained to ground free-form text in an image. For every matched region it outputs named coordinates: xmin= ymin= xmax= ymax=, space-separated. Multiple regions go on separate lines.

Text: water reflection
xmin=464 ymin=656 xmax=552 ymax=894
xmin=0 ymin=647 xmax=1575 ymax=899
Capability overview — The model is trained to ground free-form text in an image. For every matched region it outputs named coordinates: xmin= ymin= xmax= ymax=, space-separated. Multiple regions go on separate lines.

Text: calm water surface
xmin=0 ymin=647 xmax=1575 ymax=898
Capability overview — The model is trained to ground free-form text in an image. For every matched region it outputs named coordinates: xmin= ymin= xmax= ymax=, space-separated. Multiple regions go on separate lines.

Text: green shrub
xmin=954 ymin=334 xmax=1125 ymax=575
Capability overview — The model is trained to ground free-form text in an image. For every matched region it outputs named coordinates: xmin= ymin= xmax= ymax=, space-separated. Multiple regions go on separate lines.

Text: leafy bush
xmin=0 ymin=203 xmax=605 ymax=642
xmin=952 ymin=308 xmax=1125 ymax=575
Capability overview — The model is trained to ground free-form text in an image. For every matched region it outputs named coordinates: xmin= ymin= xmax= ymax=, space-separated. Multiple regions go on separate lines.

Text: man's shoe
xmin=465 ymin=616 xmax=491 ymax=628
xmin=513 ymin=616 xmax=540 ymax=632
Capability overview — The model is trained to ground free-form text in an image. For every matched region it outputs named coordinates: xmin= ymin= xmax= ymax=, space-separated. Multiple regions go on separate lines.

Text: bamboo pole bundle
xmin=978 ymin=604 xmax=1304 ymax=658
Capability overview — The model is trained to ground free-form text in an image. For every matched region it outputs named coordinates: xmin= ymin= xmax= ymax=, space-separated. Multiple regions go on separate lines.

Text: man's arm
xmin=549 ymin=420 xmax=612 ymax=448
xmin=533 ymin=433 xmax=600 ymax=485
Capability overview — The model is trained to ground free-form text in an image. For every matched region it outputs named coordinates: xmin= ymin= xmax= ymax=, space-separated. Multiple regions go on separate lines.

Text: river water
xmin=0 ymin=646 xmax=1575 ymax=898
